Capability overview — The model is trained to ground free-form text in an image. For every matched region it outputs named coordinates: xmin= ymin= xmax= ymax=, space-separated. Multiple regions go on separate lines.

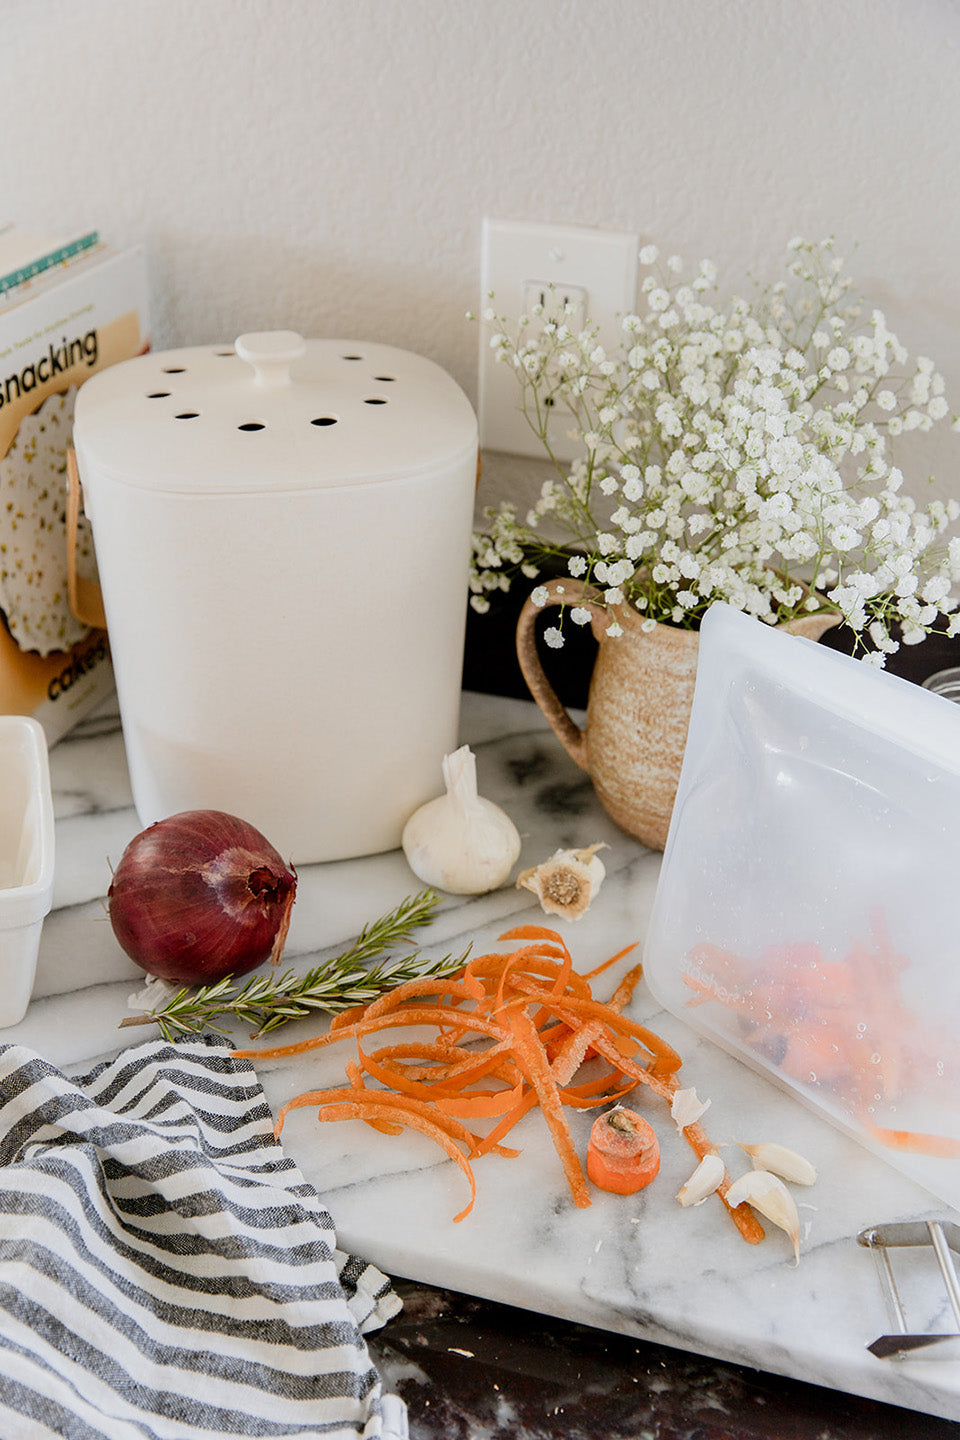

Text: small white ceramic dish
xmin=0 ymin=716 xmax=54 ymax=1028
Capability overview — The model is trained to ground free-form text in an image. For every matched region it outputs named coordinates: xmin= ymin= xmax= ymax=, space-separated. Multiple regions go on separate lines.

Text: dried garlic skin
xmin=724 ymin=1169 xmax=801 ymax=1263
xmin=669 ymin=1085 xmax=711 ymax=1132
xmin=516 ymin=842 xmax=607 ymax=920
xmin=676 ymin=1152 xmax=725 ymax=1206
xmin=736 ymin=1141 xmax=817 ymax=1185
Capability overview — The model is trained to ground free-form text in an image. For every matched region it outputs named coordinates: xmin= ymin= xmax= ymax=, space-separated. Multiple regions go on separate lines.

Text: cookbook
xmin=0 ymin=241 xmax=150 ymax=743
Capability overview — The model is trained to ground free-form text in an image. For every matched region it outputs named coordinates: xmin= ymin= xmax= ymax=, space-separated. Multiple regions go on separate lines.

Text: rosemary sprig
xmin=119 ymin=889 xmax=466 ymax=1043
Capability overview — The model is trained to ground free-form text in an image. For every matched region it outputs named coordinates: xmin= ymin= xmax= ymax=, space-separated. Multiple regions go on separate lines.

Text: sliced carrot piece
xmin=507 ymin=1007 xmax=591 ymax=1208
xmin=586 ymin=1107 xmax=661 ymax=1194
xmin=869 ymin=1125 xmax=960 ymax=1158
xmin=522 ymin=990 xmax=682 ymax=1074
xmin=232 ymin=1004 xmax=510 ymax=1059
xmin=275 ymin=1082 xmax=489 ymax=1157
xmin=466 ymin=946 xmax=570 ymax=990
xmin=472 ymin=1070 xmax=637 ymax=1158
xmin=359 ymin=1047 xmax=523 ymax=1119
xmin=344 ymin=1059 xmax=403 ymax=1135
xmin=584 ymin=1030 xmax=664 ymax=1095
xmin=561 ymin=1076 xmax=638 ymax=1108
xmin=656 ymin=1074 xmax=766 ymax=1245
xmin=234 ymin=923 xmax=763 ymax=1242
xmin=329 ymin=1002 xmax=369 ymax=1031
xmin=606 ymin=963 xmax=644 ymax=1012
xmin=432 ymin=1086 xmax=526 ymax=1119
xmin=582 ymin=1036 xmax=763 ymax=1243
xmin=549 ymin=1019 xmax=605 ymax=1086
xmin=366 ymin=1039 xmax=517 ymax=1088
xmin=472 ymin=1087 xmax=539 ymax=1157
xmin=497 ymin=924 xmax=574 ymax=950
xmin=466 ymin=949 xmax=588 ymax=999
xmin=304 ymin=1100 xmax=477 ymax=1222
xmin=582 ymin=942 xmax=640 ymax=981
xmin=495 ymin=947 xmax=571 ymax=1010
xmin=351 ymin=973 xmax=486 ymax=1023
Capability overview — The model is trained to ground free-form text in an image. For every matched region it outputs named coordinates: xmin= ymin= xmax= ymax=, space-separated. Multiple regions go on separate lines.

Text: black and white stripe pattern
xmin=0 ymin=1036 xmax=403 ymax=1438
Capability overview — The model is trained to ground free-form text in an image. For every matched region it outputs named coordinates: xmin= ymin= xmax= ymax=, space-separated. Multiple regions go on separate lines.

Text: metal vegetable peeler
xmin=858 ymin=1221 xmax=960 ymax=1359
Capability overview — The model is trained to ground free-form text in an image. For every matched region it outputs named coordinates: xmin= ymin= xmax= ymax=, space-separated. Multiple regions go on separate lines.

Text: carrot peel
xmin=235 ymin=927 xmax=756 ymax=1242
xmin=507 ymin=1007 xmax=591 ymax=1208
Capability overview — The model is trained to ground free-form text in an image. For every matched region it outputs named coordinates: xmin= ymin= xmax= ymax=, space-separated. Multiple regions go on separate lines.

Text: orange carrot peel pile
xmin=233 ymin=925 xmax=763 ymax=1240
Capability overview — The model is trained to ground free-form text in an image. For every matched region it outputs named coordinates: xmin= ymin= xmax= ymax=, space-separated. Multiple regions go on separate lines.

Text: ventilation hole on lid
xmin=311 ymin=415 xmax=338 ymax=427
xmin=364 ymin=397 xmax=388 ymax=405
xmin=341 ymin=354 xmax=363 ymax=361
xmin=373 ymin=375 xmax=396 ymax=382
xmin=162 ymin=366 xmax=186 ymax=373
xmin=175 ymin=412 xmax=200 ymax=420
xmin=147 ymin=391 xmax=171 ymax=399
xmin=215 ymin=349 xmax=234 ymax=356
xmin=238 ymin=421 xmax=265 ymax=431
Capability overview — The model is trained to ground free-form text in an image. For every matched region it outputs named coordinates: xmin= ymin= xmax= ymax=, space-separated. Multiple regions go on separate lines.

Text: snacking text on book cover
xmin=0 ymin=246 xmax=150 ymax=743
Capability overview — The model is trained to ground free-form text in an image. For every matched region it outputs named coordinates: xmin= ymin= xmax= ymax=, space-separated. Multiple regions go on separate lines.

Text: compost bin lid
xmin=73 ymin=331 xmax=477 ymax=494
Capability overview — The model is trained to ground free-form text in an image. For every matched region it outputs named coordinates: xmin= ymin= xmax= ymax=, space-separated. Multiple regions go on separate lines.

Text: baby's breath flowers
xmin=471 ymin=238 xmax=960 ymax=664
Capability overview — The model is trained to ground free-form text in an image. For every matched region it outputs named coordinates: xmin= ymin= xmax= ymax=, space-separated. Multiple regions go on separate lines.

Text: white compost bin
xmin=71 ymin=331 xmax=478 ymax=864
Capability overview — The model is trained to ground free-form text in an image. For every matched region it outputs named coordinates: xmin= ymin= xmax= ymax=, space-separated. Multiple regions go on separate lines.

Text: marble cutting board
xmin=6 ymin=692 xmax=960 ymax=1424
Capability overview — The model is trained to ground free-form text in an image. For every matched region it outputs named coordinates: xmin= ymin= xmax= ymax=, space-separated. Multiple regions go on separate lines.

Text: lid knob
xmin=235 ymin=330 xmax=306 ymax=387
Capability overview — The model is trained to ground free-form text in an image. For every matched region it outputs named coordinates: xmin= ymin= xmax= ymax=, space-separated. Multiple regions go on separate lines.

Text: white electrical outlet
xmin=477 ymin=218 xmax=639 ymax=460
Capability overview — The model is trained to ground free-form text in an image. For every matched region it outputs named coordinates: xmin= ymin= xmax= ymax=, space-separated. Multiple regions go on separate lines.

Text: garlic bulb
xmin=401 ymin=745 xmax=521 ymax=895
xmin=516 ymin=843 xmax=607 ymax=920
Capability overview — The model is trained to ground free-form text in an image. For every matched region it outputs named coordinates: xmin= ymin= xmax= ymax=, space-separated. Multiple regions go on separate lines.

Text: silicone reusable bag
xmin=643 ymin=603 xmax=960 ymax=1211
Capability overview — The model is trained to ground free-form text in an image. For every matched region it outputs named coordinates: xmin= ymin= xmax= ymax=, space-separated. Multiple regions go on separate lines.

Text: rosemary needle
xmin=119 ymin=888 xmax=467 ymax=1043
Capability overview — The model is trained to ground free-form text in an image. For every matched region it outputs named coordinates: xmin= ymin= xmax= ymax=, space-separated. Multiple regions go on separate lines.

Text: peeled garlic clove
xmin=724 ymin=1169 xmax=801 ymax=1263
xmin=516 ymin=843 xmax=607 ymax=920
xmin=401 ymin=745 xmax=522 ymax=895
xmin=736 ymin=1141 xmax=818 ymax=1186
xmin=670 ymin=1085 xmax=711 ymax=1133
xmin=676 ymin=1152 xmax=725 ymax=1207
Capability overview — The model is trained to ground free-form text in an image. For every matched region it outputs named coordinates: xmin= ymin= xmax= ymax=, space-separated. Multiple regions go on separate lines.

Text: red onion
xmin=108 ymin=810 xmax=297 ymax=984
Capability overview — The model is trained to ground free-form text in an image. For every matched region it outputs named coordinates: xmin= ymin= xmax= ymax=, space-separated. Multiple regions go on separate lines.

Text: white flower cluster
xmin=469 ymin=238 xmax=960 ymax=663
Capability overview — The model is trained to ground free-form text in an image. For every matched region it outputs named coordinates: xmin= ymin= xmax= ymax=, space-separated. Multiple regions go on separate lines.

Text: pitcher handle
xmin=515 ymin=577 xmax=606 ymax=772
xmin=65 ymin=447 xmax=107 ymax=631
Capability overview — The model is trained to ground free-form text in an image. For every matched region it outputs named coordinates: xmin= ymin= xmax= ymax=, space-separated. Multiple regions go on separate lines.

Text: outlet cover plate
xmin=478 ymin=218 xmax=639 ymax=459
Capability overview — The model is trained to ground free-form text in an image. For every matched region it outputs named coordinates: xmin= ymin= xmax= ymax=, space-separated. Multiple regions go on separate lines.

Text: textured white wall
xmin=5 ymin=0 xmax=960 ymax=502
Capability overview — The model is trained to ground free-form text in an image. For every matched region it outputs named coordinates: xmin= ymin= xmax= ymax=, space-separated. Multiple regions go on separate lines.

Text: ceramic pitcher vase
xmin=516 ymin=578 xmax=840 ymax=852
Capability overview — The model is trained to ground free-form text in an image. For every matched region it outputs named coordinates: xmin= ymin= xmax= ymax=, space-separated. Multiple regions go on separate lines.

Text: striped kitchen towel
xmin=0 ymin=1036 xmax=407 ymax=1439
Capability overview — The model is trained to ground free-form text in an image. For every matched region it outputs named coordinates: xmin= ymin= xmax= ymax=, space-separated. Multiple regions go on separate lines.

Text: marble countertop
xmin=6 ymin=689 xmax=960 ymax=1436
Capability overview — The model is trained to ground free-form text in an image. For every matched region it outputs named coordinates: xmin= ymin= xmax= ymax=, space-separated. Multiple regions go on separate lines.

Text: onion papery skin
xmin=108 ymin=810 xmax=297 ymax=983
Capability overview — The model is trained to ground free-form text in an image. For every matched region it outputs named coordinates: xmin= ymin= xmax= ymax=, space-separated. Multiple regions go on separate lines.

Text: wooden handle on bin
xmin=65 ymin=447 xmax=107 ymax=631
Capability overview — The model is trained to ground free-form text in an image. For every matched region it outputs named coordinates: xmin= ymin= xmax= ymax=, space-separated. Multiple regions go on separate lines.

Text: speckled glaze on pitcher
xmin=516 ymin=578 xmax=839 ymax=851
